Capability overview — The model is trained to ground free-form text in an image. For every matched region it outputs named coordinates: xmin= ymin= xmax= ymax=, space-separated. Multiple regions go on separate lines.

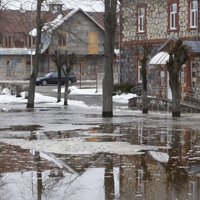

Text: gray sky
xmin=1 ymin=0 xmax=104 ymax=11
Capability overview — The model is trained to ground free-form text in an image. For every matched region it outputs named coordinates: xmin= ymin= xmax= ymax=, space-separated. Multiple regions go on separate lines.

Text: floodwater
xmin=0 ymin=107 xmax=200 ymax=200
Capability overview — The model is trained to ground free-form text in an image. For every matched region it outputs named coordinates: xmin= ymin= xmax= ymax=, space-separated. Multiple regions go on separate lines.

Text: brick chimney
xmin=49 ymin=3 xmax=63 ymax=13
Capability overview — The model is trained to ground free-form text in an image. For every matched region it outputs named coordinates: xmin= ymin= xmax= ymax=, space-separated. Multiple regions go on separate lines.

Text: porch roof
xmin=184 ymin=41 xmax=200 ymax=53
xmin=149 ymin=40 xmax=200 ymax=65
xmin=149 ymin=51 xmax=169 ymax=65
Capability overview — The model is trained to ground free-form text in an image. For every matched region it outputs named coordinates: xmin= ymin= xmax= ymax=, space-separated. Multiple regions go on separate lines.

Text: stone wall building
xmin=121 ymin=0 xmax=200 ymax=99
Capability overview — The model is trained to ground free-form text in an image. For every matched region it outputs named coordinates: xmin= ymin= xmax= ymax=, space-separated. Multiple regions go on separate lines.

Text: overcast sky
xmin=1 ymin=0 xmax=104 ymax=11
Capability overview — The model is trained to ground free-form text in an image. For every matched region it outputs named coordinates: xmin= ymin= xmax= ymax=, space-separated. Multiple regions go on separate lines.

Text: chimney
xmin=49 ymin=3 xmax=63 ymax=13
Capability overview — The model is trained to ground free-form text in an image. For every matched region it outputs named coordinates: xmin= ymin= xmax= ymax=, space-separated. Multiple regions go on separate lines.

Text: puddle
xmin=1 ymin=122 xmax=200 ymax=199
xmin=0 ymin=125 xmax=42 ymax=132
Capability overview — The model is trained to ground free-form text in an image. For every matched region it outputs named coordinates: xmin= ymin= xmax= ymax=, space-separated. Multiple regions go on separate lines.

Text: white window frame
xmin=137 ymin=169 xmax=144 ymax=194
xmin=170 ymin=3 xmax=177 ymax=30
xmin=138 ymin=60 xmax=142 ymax=82
xmin=138 ymin=7 xmax=145 ymax=32
xmin=190 ymin=0 xmax=198 ymax=28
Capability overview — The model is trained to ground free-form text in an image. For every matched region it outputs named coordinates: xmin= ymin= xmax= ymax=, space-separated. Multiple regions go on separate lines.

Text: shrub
xmin=113 ymin=82 xmax=133 ymax=95
xmin=113 ymin=82 xmax=142 ymax=96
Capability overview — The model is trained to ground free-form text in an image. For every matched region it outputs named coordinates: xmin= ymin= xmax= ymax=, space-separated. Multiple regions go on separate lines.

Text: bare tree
xmin=166 ymin=38 xmax=189 ymax=117
xmin=52 ymin=50 xmax=65 ymax=102
xmin=63 ymin=52 xmax=76 ymax=106
xmin=102 ymin=0 xmax=117 ymax=118
xmin=27 ymin=0 xmax=44 ymax=108
xmin=51 ymin=51 xmax=76 ymax=105
xmin=138 ymin=45 xmax=152 ymax=114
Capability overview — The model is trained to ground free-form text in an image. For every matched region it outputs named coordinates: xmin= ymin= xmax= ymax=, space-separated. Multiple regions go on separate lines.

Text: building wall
xmin=191 ymin=56 xmax=200 ymax=98
xmin=38 ymin=10 xmax=107 ymax=80
xmin=121 ymin=0 xmax=200 ymax=97
xmin=0 ymin=55 xmax=31 ymax=79
xmin=49 ymin=11 xmax=104 ymax=55
xmin=121 ymin=0 xmax=200 ymax=43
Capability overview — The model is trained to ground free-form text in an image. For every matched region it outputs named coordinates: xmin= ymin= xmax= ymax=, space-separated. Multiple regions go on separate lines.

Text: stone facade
xmin=121 ymin=0 xmax=200 ymax=99
xmin=121 ymin=0 xmax=200 ymax=42
xmin=191 ymin=56 xmax=200 ymax=98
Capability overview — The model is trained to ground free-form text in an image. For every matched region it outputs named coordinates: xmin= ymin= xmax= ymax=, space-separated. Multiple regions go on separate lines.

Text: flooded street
xmin=0 ymin=87 xmax=200 ymax=200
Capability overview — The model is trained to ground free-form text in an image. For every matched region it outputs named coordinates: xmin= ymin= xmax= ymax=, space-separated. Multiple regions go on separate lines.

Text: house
xmin=120 ymin=0 xmax=200 ymax=100
xmin=0 ymin=4 xmax=119 ymax=82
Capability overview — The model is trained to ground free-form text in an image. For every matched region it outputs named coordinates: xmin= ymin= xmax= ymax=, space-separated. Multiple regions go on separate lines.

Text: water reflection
xmin=104 ymin=154 xmax=115 ymax=200
xmin=1 ymin=122 xmax=200 ymax=199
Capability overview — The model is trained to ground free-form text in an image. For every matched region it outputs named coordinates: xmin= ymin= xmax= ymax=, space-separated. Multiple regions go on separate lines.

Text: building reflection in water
xmin=119 ymin=123 xmax=200 ymax=200
xmin=0 ymin=122 xmax=200 ymax=199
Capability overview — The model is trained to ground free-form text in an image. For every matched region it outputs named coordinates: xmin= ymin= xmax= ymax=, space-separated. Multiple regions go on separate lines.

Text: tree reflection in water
xmin=35 ymin=151 xmax=43 ymax=200
xmin=104 ymin=153 xmax=115 ymax=200
xmin=166 ymin=128 xmax=188 ymax=199
xmin=0 ymin=174 xmax=10 ymax=200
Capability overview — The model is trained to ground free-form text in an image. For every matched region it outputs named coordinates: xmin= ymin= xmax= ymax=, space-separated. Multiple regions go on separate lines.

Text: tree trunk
xmin=102 ymin=0 xmax=117 ymax=118
xmin=26 ymin=0 xmax=42 ymax=108
xmin=169 ymin=73 xmax=181 ymax=117
xmin=166 ymin=38 xmax=189 ymax=117
xmin=64 ymin=74 xmax=69 ymax=106
xmin=57 ymin=66 xmax=62 ymax=102
xmin=142 ymin=62 xmax=148 ymax=113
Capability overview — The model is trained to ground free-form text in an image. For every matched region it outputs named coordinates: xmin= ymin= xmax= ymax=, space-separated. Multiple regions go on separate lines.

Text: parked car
xmin=36 ymin=71 xmax=77 ymax=86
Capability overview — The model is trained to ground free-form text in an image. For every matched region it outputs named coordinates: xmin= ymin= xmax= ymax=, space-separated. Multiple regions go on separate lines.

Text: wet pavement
xmin=0 ymin=86 xmax=200 ymax=200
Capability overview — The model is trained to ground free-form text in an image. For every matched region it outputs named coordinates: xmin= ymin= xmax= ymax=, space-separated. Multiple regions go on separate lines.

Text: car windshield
xmin=45 ymin=72 xmax=57 ymax=78
xmin=44 ymin=71 xmax=75 ymax=78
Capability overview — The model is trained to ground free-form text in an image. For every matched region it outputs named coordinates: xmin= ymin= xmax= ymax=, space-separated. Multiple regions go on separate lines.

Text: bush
xmin=113 ymin=82 xmax=133 ymax=95
xmin=113 ymin=82 xmax=142 ymax=96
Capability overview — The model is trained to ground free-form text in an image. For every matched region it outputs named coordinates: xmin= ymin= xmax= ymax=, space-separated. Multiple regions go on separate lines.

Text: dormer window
xmin=190 ymin=0 xmax=198 ymax=28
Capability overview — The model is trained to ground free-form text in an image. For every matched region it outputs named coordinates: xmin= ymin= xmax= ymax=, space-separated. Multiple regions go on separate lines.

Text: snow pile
xmin=69 ymin=86 xmax=101 ymax=95
xmin=113 ymin=93 xmax=137 ymax=104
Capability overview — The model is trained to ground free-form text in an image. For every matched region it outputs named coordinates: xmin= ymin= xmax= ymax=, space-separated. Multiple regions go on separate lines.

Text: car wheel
xmin=42 ymin=80 xmax=47 ymax=86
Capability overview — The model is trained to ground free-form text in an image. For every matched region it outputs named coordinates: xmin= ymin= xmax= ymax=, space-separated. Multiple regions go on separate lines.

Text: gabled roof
xmin=0 ymin=8 xmax=105 ymax=55
xmin=29 ymin=8 xmax=105 ymax=54
xmin=30 ymin=8 xmax=104 ymax=36
xmin=0 ymin=8 xmax=104 ymax=36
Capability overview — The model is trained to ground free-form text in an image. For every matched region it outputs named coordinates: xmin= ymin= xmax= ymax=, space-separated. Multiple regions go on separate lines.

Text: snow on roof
xmin=0 ymin=48 xmax=35 ymax=56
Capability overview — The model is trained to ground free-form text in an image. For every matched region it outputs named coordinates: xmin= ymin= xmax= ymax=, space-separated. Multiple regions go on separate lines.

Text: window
xmin=138 ymin=7 xmax=145 ymax=32
xmin=0 ymin=33 xmax=2 ymax=47
xmin=4 ymin=36 xmax=12 ymax=48
xmin=170 ymin=3 xmax=177 ymax=30
xmin=88 ymin=32 xmax=99 ymax=54
xmin=137 ymin=169 xmax=144 ymax=194
xmin=137 ymin=60 xmax=142 ymax=82
xmin=14 ymin=32 xmax=25 ymax=48
xmin=27 ymin=36 xmax=36 ymax=48
xmin=190 ymin=0 xmax=198 ymax=28
xmin=58 ymin=33 xmax=66 ymax=47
